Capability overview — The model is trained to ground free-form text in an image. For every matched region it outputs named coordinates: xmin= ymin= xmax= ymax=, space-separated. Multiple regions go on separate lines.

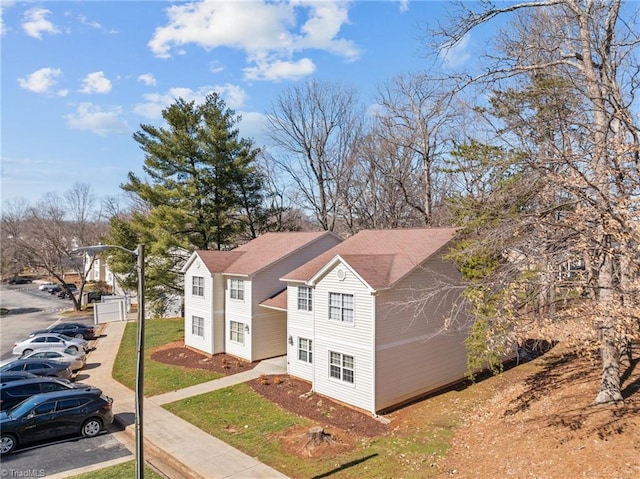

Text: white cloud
xmin=64 ymin=103 xmax=129 ymax=136
xmin=80 ymin=71 xmax=112 ymax=94
xmin=17 ymin=67 xmax=63 ymax=94
xmin=1 ymin=1 xmax=16 ymax=36
xmin=396 ymin=0 xmax=409 ymax=13
xmin=209 ymin=61 xmax=224 ymax=74
xmin=133 ymin=84 xmax=248 ymax=119
xmin=244 ymin=57 xmax=315 ymax=81
xmin=22 ymin=7 xmax=60 ymax=39
xmin=149 ymin=1 xmax=360 ymax=81
xmin=440 ymin=34 xmax=472 ymax=69
xmin=237 ymin=111 xmax=268 ymax=146
xmin=137 ymin=73 xmax=157 ymax=86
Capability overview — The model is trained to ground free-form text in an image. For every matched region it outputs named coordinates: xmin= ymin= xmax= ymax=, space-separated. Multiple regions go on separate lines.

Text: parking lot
xmin=0 ymin=283 xmax=133 ymax=475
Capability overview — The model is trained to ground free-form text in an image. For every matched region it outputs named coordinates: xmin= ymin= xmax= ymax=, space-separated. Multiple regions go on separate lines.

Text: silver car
xmin=13 ymin=334 xmax=88 ymax=357
xmin=21 ymin=348 xmax=87 ymax=372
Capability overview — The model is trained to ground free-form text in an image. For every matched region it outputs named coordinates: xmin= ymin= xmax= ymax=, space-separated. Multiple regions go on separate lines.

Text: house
xmin=278 ymin=228 xmax=468 ymax=414
xmin=182 ymin=231 xmax=343 ymax=362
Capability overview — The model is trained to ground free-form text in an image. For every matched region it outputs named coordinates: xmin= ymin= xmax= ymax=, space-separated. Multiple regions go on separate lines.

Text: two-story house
xmin=280 ymin=228 xmax=468 ymax=414
xmin=182 ymin=231 xmax=342 ymax=362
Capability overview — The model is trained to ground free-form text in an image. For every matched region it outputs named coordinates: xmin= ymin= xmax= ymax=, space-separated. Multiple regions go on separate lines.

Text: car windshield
xmin=62 ymin=348 xmax=76 ymax=355
xmin=56 ymin=334 xmax=75 ymax=341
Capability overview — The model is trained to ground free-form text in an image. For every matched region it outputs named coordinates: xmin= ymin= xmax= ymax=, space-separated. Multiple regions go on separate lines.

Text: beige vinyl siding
xmin=225 ymin=277 xmax=253 ymax=360
xmin=312 ymin=265 xmax=375 ymax=412
xmin=286 ymin=283 xmax=315 ymax=381
xmin=374 ymin=251 xmax=469 ymax=412
xmin=252 ymin=308 xmax=287 ymax=360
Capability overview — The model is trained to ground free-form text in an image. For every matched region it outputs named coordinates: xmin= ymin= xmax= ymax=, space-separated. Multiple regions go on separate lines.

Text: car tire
xmin=81 ymin=418 xmax=102 ymax=438
xmin=67 ymin=345 xmax=79 ymax=353
xmin=74 ymin=333 xmax=84 ymax=339
xmin=0 ymin=434 xmax=17 ymax=454
xmin=21 ymin=349 xmax=32 ymax=357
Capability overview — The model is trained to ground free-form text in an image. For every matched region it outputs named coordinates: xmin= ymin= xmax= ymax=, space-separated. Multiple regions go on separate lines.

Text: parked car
xmin=87 ymin=292 xmax=112 ymax=303
xmin=21 ymin=348 xmax=86 ymax=372
xmin=31 ymin=322 xmax=96 ymax=340
xmin=38 ymin=282 xmax=55 ymax=291
xmin=0 ymin=377 xmax=85 ymax=411
xmin=0 ymin=359 xmax=72 ymax=380
xmin=7 ymin=277 xmax=31 ymax=285
xmin=0 ymin=387 xmax=113 ymax=454
xmin=0 ymin=372 xmax=39 ymax=383
xmin=13 ymin=333 xmax=88 ymax=356
xmin=42 ymin=284 xmax=61 ymax=294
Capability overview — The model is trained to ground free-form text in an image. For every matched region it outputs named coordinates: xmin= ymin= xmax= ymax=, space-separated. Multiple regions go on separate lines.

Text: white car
xmin=21 ymin=348 xmax=87 ymax=372
xmin=13 ymin=333 xmax=88 ymax=357
xmin=38 ymin=282 xmax=55 ymax=291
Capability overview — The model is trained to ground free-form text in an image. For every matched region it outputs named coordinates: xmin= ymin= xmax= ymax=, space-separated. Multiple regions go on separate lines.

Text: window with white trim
xmin=298 ymin=338 xmax=312 ymax=363
xmin=329 ymin=351 xmax=354 ymax=383
xmin=192 ymin=315 xmax=204 ymax=338
xmin=229 ymin=279 xmax=244 ymax=300
xmin=192 ymin=276 xmax=204 ymax=297
xmin=297 ymin=287 xmax=312 ymax=311
xmin=328 ymin=293 xmax=354 ymax=323
xmin=229 ymin=321 xmax=245 ymax=344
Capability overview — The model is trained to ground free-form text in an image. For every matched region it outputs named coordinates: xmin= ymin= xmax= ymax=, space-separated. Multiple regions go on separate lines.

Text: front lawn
xmin=112 ymin=317 xmax=223 ymax=396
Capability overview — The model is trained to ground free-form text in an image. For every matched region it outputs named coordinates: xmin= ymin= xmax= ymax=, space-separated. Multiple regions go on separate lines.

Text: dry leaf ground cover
xmin=152 ymin=342 xmax=640 ymax=478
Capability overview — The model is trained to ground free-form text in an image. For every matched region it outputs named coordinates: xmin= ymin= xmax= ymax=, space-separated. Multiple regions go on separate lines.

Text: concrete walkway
xmin=77 ymin=320 xmax=289 ymax=479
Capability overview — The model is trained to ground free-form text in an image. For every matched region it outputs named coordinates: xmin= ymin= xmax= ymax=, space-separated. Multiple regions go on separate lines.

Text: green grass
xmin=66 ymin=459 xmax=164 ymax=479
xmin=112 ymin=317 xmax=223 ymax=396
xmin=164 ymin=384 xmax=454 ymax=479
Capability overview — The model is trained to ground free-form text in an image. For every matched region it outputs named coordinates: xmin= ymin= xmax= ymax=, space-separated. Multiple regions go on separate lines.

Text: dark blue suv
xmin=0 ymin=388 xmax=113 ymax=454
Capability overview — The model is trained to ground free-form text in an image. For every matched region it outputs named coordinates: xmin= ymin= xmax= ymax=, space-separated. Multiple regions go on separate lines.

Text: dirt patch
xmin=151 ymin=341 xmax=258 ymax=375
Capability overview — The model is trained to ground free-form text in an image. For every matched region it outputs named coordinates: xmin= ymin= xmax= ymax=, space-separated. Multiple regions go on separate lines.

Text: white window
xmin=297 ymin=287 xmax=312 ymax=311
xmin=192 ymin=276 xmax=204 ymax=297
xmin=192 ymin=315 xmax=204 ymax=338
xmin=230 ymin=279 xmax=244 ymax=300
xmin=329 ymin=351 xmax=354 ymax=384
xmin=328 ymin=293 xmax=354 ymax=323
xmin=229 ymin=321 xmax=245 ymax=344
xmin=298 ymin=338 xmax=312 ymax=363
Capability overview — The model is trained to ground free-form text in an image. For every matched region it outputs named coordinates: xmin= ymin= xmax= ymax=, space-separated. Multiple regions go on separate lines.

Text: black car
xmin=7 ymin=277 xmax=31 ymax=284
xmin=0 ymin=372 xmax=39 ymax=383
xmin=0 ymin=377 xmax=82 ymax=411
xmin=30 ymin=322 xmax=96 ymax=340
xmin=0 ymin=388 xmax=114 ymax=454
xmin=0 ymin=359 xmax=73 ymax=380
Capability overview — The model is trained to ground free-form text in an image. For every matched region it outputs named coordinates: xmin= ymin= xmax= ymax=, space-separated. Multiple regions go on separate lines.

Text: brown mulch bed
xmin=150 ymin=340 xmax=258 ymax=375
xmin=247 ymin=374 xmax=389 ymax=437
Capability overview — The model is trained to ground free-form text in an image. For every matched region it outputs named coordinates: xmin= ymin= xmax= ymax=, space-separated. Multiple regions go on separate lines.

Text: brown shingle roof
xmin=195 ymin=231 xmax=340 ymax=276
xmin=282 ymin=228 xmax=458 ymax=290
xmin=260 ymin=289 xmax=287 ymax=311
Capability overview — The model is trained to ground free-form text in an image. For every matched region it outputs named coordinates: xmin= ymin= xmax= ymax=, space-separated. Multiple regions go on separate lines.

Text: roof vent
xmin=336 ymin=268 xmax=346 ymax=281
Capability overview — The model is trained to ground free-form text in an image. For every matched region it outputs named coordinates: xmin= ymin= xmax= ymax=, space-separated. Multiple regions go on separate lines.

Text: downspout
xmin=371 ymin=290 xmax=377 ymax=415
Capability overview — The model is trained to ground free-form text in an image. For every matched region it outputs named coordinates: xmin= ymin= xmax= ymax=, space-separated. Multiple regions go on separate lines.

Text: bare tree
xmin=439 ymin=0 xmax=640 ymax=404
xmin=265 ymin=79 xmax=364 ymax=232
xmin=1 ymin=183 xmax=108 ymax=311
xmin=373 ymin=73 xmax=459 ymax=226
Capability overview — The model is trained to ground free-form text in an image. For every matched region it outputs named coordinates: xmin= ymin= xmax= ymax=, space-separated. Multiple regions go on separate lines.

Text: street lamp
xmin=72 ymin=243 xmax=145 ymax=479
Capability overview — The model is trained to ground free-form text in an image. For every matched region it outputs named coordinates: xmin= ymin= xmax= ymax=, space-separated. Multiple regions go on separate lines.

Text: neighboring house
xmin=278 ymin=228 xmax=468 ymax=414
xmin=182 ymin=232 xmax=343 ymax=362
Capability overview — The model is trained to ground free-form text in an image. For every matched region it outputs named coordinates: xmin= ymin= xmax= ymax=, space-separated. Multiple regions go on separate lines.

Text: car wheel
xmin=21 ymin=349 xmax=32 ymax=357
xmin=81 ymin=418 xmax=102 ymax=438
xmin=74 ymin=333 xmax=84 ymax=339
xmin=1 ymin=434 xmax=17 ymax=454
xmin=67 ymin=345 xmax=79 ymax=353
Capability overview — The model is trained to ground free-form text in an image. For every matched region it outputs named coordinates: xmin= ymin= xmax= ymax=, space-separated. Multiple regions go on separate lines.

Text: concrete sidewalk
xmin=83 ymin=320 xmax=289 ymax=479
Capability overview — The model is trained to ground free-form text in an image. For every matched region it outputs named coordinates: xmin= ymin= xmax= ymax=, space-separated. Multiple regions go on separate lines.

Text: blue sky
xmin=1 ymin=1 xmax=481 ymax=207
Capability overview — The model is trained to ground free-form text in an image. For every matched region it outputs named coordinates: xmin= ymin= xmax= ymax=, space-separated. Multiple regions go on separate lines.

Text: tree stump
xmin=305 ymin=426 xmax=333 ymax=447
